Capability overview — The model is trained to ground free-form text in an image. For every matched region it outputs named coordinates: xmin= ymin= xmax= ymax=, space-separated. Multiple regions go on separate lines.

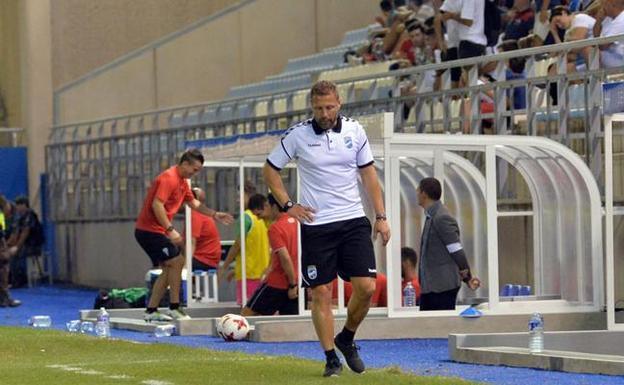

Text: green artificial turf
xmin=0 ymin=327 xmax=482 ymax=385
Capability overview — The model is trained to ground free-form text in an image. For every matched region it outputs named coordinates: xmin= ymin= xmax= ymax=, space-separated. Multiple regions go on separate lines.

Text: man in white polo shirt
xmin=263 ymin=80 xmax=390 ymax=377
xmin=600 ymin=0 xmax=624 ymax=68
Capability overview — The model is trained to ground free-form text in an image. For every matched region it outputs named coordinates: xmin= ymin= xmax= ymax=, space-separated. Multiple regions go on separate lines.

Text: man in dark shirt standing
xmin=6 ymin=196 xmax=43 ymax=288
xmin=417 ymin=178 xmax=480 ymax=310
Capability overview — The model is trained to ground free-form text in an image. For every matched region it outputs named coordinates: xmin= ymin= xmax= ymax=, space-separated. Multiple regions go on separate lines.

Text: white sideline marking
xmin=106 ymin=374 xmax=133 ymax=380
xmin=47 ymin=364 xmax=175 ymax=384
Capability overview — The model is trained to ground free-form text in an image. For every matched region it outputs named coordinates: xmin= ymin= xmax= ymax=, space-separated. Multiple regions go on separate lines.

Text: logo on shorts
xmin=344 ymin=136 xmax=353 ymax=149
xmin=368 ymin=268 xmax=377 ymax=273
xmin=307 ymin=265 xmax=317 ymax=280
xmin=162 ymin=247 xmax=169 ymax=257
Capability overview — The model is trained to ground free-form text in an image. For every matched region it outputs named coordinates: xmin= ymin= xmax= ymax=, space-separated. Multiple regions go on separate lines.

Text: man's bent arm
xmin=263 ymin=163 xmax=291 ymax=206
xmin=359 ymin=165 xmax=386 ymax=216
xmin=276 ymin=248 xmax=296 ymax=286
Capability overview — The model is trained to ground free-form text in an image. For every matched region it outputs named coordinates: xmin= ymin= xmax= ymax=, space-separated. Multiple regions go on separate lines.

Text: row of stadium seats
xmin=225 ymin=25 xmax=379 ymax=99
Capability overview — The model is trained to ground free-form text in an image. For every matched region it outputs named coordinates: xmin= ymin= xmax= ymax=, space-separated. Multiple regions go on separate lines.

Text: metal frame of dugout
xmin=184 ymin=112 xmax=603 ymax=320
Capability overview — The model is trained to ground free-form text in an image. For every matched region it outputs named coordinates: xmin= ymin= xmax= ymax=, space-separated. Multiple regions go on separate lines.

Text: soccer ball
xmin=217 ymin=314 xmax=249 ymax=341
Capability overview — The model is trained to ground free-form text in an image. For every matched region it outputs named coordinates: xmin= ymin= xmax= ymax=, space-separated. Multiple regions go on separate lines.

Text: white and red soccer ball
xmin=217 ymin=314 xmax=249 ymax=341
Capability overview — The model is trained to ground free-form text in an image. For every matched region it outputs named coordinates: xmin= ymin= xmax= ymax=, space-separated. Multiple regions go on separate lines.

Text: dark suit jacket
xmin=419 ymin=201 xmax=469 ymax=294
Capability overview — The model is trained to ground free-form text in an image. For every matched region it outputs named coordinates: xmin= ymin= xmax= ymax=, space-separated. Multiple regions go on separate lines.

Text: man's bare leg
xmin=334 ymin=276 xmax=375 ymax=374
xmin=166 ymin=255 xmax=185 ymax=304
xmin=344 ymin=277 xmax=375 ymax=332
xmin=310 ymin=283 xmax=335 ymax=350
xmin=147 ymin=268 xmax=169 ymax=308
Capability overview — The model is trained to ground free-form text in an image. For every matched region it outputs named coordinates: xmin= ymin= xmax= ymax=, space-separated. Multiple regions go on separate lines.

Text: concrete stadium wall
xmin=50 ymin=0 xmax=241 ymax=89
xmin=55 ymin=0 xmax=380 ymax=124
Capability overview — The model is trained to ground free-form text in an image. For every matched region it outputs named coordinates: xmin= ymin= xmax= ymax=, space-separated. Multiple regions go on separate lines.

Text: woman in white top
xmin=550 ymin=5 xmax=596 ymax=66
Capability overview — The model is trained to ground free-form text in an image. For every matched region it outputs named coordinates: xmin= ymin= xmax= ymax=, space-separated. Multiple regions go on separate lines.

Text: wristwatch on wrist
xmin=165 ymin=225 xmax=175 ymax=233
xmin=284 ymin=200 xmax=295 ymax=210
xmin=288 ymin=283 xmax=297 ymax=289
xmin=375 ymin=213 xmax=387 ymax=221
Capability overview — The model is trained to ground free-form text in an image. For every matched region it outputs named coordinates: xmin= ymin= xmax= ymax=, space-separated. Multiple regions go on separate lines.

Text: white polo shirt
xmin=267 ymin=116 xmax=374 ymax=226
xmin=440 ymin=0 xmax=461 ymax=49
xmin=600 ymin=11 xmax=624 ymax=68
xmin=458 ymin=0 xmax=487 ymax=46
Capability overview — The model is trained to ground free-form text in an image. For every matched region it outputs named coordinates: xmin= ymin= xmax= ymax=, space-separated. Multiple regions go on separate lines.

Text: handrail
xmin=50 ymin=33 xmax=624 ymax=136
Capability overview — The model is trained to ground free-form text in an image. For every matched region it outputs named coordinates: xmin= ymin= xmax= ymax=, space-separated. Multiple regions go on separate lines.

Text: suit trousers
xmin=419 ymin=287 xmax=460 ymax=311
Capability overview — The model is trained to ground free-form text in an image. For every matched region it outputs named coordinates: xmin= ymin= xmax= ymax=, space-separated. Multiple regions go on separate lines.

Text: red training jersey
xmin=135 ymin=166 xmax=194 ymax=234
xmin=265 ymin=213 xmax=299 ymax=290
xmin=190 ymin=211 xmax=222 ymax=268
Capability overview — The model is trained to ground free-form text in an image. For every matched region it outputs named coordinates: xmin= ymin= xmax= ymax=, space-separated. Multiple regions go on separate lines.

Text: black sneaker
xmin=322 ymin=358 xmax=343 ymax=377
xmin=334 ymin=335 xmax=365 ymax=373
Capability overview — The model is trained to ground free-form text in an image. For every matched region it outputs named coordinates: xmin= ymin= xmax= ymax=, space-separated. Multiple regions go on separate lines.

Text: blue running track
xmin=2 ymin=286 xmax=622 ymax=385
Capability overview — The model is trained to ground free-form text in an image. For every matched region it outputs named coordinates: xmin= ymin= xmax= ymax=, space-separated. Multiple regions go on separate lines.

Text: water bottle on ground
xmin=528 ymin=312 xmax=544 ymax=353
xmin=154 ymin=324 xmax=175 ymax=338
xmin=95 ymin=307 xmax=111 ymax=338
xmin=29 ymin=315 xmax=52 ymax=328
xmin=403 ymin=282 xmax=416 ymax=307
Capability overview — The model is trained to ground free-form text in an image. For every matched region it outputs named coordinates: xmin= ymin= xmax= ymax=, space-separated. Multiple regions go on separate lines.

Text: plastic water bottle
xmin=154 ymin=324 xmax=175 ymax=338
xmin=29 ymin=315 xmax=52 ymax=328
xmin=95 ymin=307 xmax=111 ymax=338
xmin=403 ymin=282 xmax=416 ymax=307
xmin=528 ymin=312 xmax=544 ymax=353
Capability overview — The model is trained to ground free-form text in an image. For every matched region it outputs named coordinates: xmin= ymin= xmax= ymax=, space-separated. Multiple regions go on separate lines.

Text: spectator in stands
xmin=6 ymin=196 xmax=45 ymax=288
xmin=135 ymin=149 xmax=233 ymax=322
xmin=461 ymin=72 xmax=496 ymax=134
xmin=393 ymin=20 xmax=428 ymax=65
xmin=599 ymin=0 xmax=624 ymax=68
xmin=383 ymin=7 xmax=416 ymax=55
xmin=376 ymin=0 xmax=394 ymax=27
xmin=456 ymin=0 xmax=487 ymax=61
xmin=187 ymin=187 xmax=222 ymax=271
xmin=416 ymin=177 xmax=481 ymax=311
xmin=530 ymin=0 xmax=565 ymax=46
xmin=498 ymin=39 xmax=528 ymax=110
xmin=218 ymin=193 xmax=271 ymax=305
xmin=503 ymin=0 xmax=536 ymax=41
xmin=550 ymin=6 xmax=596 ymax=62
xmin=436 ymin=0 xmax=463 ymax=87
xmin=241 ymin=194 xmax=299 ymax=316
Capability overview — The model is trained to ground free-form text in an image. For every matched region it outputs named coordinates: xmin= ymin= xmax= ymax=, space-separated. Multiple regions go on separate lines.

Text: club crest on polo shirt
xmin=344 ymin=136 xmax=353 ymax=149
xmin=307 ymin=265 xmax=317 ymax=280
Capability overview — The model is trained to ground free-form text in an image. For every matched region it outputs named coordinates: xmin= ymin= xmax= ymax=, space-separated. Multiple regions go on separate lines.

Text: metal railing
xmin=46 ymin=34 xmax=624 ymax=222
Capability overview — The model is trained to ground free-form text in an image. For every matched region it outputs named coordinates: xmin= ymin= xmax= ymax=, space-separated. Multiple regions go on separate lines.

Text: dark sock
xmin=338 ymin=327 xmax=355 ymax=344
xmin=325 ymin=349 xmax=339 ymax=363
xmin=169 ymin=302 xmax=180 ymax=310
xmin=146 ymin=307 xmax=157 ymax=313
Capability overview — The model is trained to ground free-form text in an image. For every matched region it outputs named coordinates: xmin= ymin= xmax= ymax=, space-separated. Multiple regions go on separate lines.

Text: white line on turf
xmin=47 ymin=364 xmax=175 ymax=384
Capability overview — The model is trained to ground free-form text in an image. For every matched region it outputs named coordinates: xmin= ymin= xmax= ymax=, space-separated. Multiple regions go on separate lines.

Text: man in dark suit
xmin=417 ymin=177 xmax=480 ymax=310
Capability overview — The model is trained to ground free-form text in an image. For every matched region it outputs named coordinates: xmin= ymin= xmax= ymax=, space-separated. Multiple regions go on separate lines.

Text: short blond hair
xmin=310 ymin=80 xmax=339 ymax=99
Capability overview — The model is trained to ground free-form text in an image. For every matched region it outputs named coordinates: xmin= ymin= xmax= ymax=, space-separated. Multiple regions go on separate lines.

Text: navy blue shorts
xmin=300 ymin=216 xmax=376 ymax=288
xmin=134 ymin=229 xmax=180 ymax=267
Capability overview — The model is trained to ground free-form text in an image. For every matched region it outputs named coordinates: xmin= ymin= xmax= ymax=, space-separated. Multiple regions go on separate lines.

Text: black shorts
xmin=458 ymin=40 xmax=485 ymax=61
xmin=134 ymin=229 xmax=180 ymax=267
xmin=441 ymin=47 xmax=461 ymax=82
xmin=246 ymin=283 xmax=299 ymax=315
xmin=300 ymin=216 xmax=376 ymax=288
